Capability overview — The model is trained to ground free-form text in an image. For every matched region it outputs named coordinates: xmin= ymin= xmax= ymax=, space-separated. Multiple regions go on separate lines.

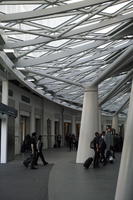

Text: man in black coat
xmin=93 ymin=132 xmax=100 ymax=168
xmin=36 ymin=135 xmax=48 ymax=166
xmin=30 ymin=132 xmax=38 ymax=169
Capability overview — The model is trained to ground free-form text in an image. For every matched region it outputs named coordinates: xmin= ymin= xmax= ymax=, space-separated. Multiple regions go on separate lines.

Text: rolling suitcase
xmin=83 ymin=157 xmax=93 ymax=169
xmin=23 ymin=154 xmax=33 ymax=168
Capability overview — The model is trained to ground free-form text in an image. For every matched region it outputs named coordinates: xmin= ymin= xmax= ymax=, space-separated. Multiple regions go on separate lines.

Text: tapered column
xmin=76 ymin=86 xmax=99 ymax=163
xmin=112 ymin=115 xmax=119 ymax=134
xmin=72 ymin=115 xmax=76 ymax=135
xmin=98 ymin=108 xmax=102 ymax=133
xmin=115 ymin=80 xmax=133 ymax=200
xmin=30 ymin=107 xmax=35 ymax=133
xmin=1 ymin=80 xmax=8 ymax=163
xmin=123 ymin=120 xmax=127 ymax=138
xmin=59 ymin=108 xmax=64 ymax=146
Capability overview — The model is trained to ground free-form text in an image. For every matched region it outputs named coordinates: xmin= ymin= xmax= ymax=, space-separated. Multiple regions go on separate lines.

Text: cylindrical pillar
xmin=61 ymin=108 xmax=64 ymax=146
xmin=115 ymin=81 xmax=133 ymax=200
xmin=112 ymin=115 xmax=119 ymax=134
xmin=1 ymin=80 xmax=8 ymax=163
xmin=123 ymin=120 xmax=127 ymax=138
xmin=14 ymin=98 xmax=20 ymax=154
xmin=42 ymin=103 xmax=47 ymax=149
xmin=30 ymin=107 xmax=35 ymax=133
xmin=72 ymin=115 xmax=76 ymax=135
xmin=76 ymin=86 xmax=99 ymax=163
xmin=98 ymin=107 xmax=102 ymax=133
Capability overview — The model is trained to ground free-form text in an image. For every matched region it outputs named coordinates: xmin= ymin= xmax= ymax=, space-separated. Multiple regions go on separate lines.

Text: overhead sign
xmin=0 ymin=103 xmax=17 ymax=118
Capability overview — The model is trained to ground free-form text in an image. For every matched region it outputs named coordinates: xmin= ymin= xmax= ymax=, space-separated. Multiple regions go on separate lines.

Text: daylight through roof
xmin=0 ymin=0 xmax=133 ymax=115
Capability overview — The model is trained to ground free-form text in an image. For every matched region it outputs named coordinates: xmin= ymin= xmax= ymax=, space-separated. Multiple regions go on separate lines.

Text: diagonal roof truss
xmin=0 ymin=0 xmax=133 ymax=114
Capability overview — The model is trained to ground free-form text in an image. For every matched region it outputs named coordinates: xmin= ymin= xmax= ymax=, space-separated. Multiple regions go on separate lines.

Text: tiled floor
xmin=0 ymin=148 xmax=120 ymax=200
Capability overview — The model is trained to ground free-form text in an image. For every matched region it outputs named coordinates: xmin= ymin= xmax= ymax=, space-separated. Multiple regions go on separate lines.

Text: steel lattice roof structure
xmin=0 ymin=0 xmax=133 ymax=115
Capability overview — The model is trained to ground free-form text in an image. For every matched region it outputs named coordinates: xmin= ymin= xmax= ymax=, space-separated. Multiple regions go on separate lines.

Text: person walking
xmin=30 ymin=132 xmax=38 ymax=169
xmin=99 ymin=131 xmax=107 ymax=165
xmin=23 ymin=132 xmax=38 ymax=169
xmin=36 ymin=135 xmax=48 ymax=166
xmin=56 ymin=134 xmax=61 ymax=148
xmin=93 ymin=132 xmax=100 ymax=168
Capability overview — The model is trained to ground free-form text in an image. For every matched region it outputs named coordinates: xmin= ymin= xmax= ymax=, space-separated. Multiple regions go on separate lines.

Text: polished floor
xmin=0 ymin=148 xmax=120 ymax=200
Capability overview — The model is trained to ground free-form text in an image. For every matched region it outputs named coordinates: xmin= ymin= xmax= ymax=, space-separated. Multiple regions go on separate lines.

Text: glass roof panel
xmin=32 ymin=16 xmax=74 ymax=28
xmin=95 ymin=24 xmax=120 ymax=34
xmin=0 ymin=5 xmax=40 ymax=13
xmin=0 ymin=0 xmax=132 ymax=114
xmin=7 ymin=34 xmax=37 ymax=41
xmin=102 ymin=1 xmax=131 ymax=14
xmin=48 ymin=39 xmax=69 ymax=47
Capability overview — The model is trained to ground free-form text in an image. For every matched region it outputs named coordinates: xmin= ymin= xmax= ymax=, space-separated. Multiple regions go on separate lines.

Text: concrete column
xmin=115 ymin=81 xmax=133 ymax=200
xmin=30 ymin=107 xmax=35 ymax=133
xmin=98 ymin=108 xmax=102 ymax=133
xmin=60 ymin=108 xmax=64 ymax=145
xmin=76 ymin=86 xmax=99 ymax=163
xmin=1 ymin=80 xmax=8 ymax=163
xmin=72 ymin=115 xmax=76 ymax=135
xmin=112 ymin=115 xmax=119 ymax=134
xmin=51 ymin=116 xmax=55 ymax=147
xmin=123 ymin=120 xmax=127 ymax=138
xmin=14 ymin=99 xmax=20 ymax=155
xmin=42 ymin=102 xmax=47 ymax=149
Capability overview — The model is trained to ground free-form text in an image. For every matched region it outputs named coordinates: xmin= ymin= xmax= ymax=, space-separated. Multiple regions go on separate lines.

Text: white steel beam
xmin=4 ymin=12 xmax=133 ymax=49
xmin=0 ymin=0 xmax=114 ymax=22
xmin=26 ymin=69 xmax=84 ymax=88
xmin=15 ymin=41 xmax=104 ymax=67
xmin=90 ymin=45 xmax=133 ymax=87
xmin=65 ymin=13 xmax=133 ymax=37
xmin=0 ymin=24 xmax=54 ymax=38
xmin=99 ymin=69 xmax=133 ymax=106
xmin=115 ymin=98 xmax=129 ymax=115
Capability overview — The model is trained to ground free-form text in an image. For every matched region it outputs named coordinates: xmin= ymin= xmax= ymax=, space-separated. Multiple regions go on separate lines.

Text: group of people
xmin=92 ymin=130 xmax=115 ymax=168
xmin=65 ymin=134 xmax=78 ymax=151
xmin=22 ymin=132 xmax=48 ymax=169
xmin=54 ymin=133 xmax=79 ymax=151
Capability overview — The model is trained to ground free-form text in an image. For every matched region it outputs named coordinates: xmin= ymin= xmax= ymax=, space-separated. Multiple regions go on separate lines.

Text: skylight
xmin=0 ymin=5 xmax=40 ymax=14
xmin=9 ymin=34 xmax=37 ymax=41
xmin=0 ymin=0 xmax=131 ymax=113
xmin=32 ymin=16 xmax=73 ymax=28
xmin=48 ymin=39 xmax=69 ymax=47
xmin=102 ymin=2 xmax=130 ymax=14
xmin=95 ymin=24 xmax=120 ymax=34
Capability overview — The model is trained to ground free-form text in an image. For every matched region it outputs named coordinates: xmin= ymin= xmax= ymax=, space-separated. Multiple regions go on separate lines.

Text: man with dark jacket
xmin=93 ymin=132 xmax=100 ymax=168
xmin=23 ymin=132 xmax=38 ymax=169
xmin=99 ymin=131 xmax=107 ymax=165
xmin=30 ymin=132 xmax=38 ymax=169
xmin=36 ymin=135 xmax=48 ymax=166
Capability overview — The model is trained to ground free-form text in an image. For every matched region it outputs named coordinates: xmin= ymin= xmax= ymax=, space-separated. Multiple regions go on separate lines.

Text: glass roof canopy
xmin=0 ymin=0 xmax=133 ymax=115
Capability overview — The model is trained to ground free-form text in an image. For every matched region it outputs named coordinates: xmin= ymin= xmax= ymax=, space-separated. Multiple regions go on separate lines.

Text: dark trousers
xmin=57 ymin=141 xmax=61 ymax=148
xmin=36 ymin=151 xmax=47 ymax=165
xmin=100 ymin=149 xmax=106 ymax=165
xmin=93 ymin=150 xmax=100 ymax=168
xmin=31 ymin=152 xmax=37 ymax=168
xmin=69 ymin=142 xmax=72 ymax=151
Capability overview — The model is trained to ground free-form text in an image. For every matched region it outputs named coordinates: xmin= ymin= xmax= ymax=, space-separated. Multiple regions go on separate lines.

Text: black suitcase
xmin=83 ymin=157 xmax=93 ymax=169
xmin=23 ymin=155 xmax=33 ymax=168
